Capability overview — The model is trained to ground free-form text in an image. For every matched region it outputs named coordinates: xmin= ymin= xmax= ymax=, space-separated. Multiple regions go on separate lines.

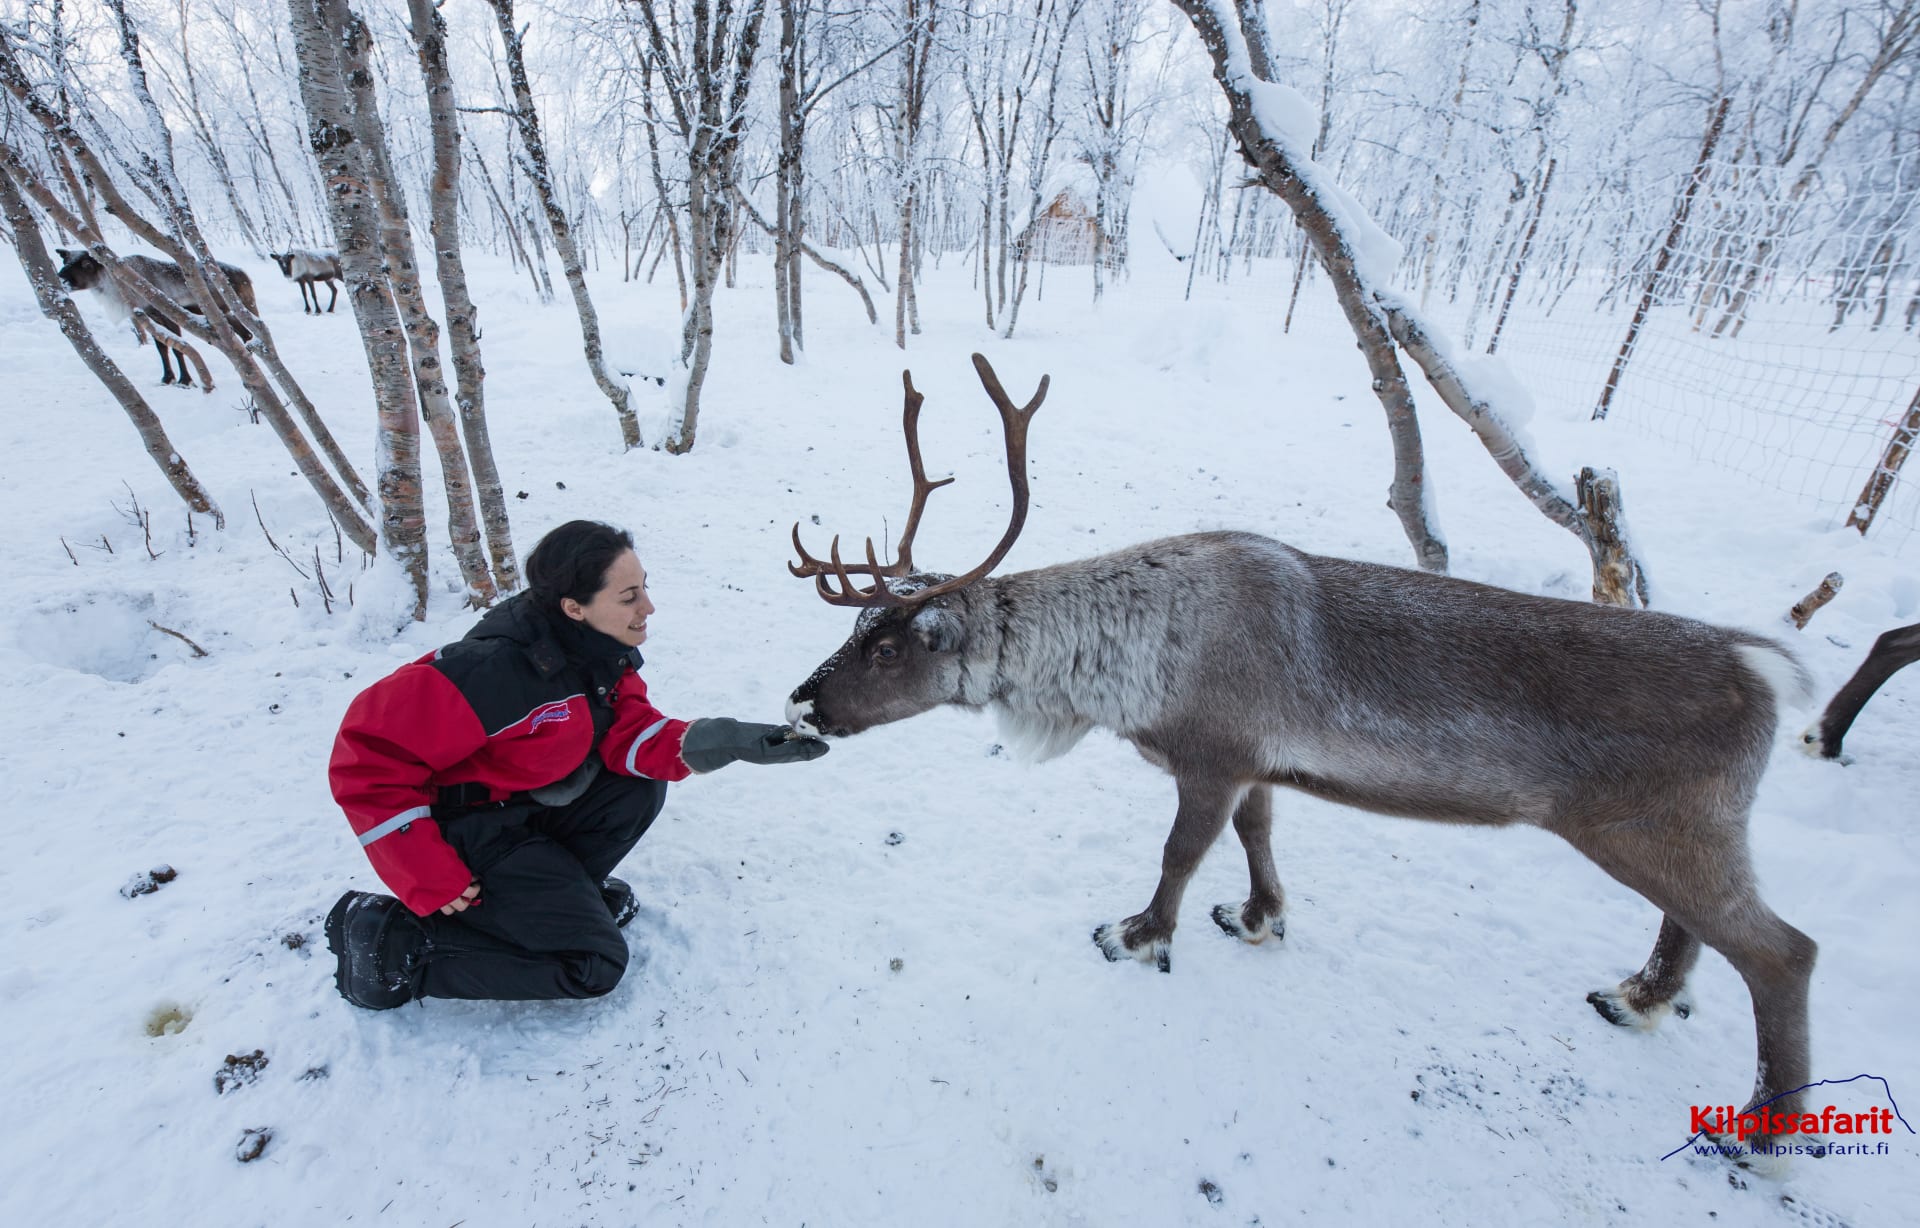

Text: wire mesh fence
xmin=1397 ymin=146 xmax=1920 ymax=551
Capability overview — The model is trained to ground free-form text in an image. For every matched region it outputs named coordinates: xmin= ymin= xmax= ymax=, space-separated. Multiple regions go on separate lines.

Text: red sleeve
xmin=329 ymin=663 xmax=488 ymax=915
xmin=601 ymin=670 xmax=693 ymax=782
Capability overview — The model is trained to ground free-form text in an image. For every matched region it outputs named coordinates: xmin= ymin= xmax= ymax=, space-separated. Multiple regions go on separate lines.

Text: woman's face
xmin=561 ymin=549 xmax=654 ymax=648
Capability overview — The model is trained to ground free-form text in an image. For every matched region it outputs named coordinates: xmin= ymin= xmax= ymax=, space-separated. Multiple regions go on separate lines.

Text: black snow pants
xmin=413 ymin=769 xmax=668 ymax=1001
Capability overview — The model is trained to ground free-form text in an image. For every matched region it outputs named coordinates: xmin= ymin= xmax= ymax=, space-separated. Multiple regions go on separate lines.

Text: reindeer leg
xmin=325 ymin=279 xmax=338 ymax=312
xmin=155 ymin=336 xmax=176 ymax=385
xmin=173 ymin=341 xmax=194 ymax=388
xmin=1211 ymin=784 xmax=1285 ymax=943
xmin=1094 ymin=774 xmax=1243 ymax=973
xmin=1570 ymin=818 xmax=1817 ymax=1164
xmin=1802 ymin=621 xmax=1920 ymax=760
xmin=1587 ymin=914 xmax=1700 ymax=1027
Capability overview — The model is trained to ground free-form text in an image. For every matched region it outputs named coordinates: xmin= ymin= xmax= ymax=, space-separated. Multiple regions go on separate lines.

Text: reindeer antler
xmin=791 ymin=352 xmax=1047 ymax=608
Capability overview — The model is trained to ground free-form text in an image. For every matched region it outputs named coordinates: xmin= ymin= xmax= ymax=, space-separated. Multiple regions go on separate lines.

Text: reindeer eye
xmin=874 ymin=642 xmax=899 ymax=662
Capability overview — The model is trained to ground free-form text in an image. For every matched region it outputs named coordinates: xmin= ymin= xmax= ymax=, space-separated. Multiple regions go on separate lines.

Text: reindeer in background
xmin=786 ymin=354 xmax=1820 ymax=1154
xmin=56 ymin=248 xmax=256 ymax=389
xmin=269 ymin=248 xmax=342 ymax=314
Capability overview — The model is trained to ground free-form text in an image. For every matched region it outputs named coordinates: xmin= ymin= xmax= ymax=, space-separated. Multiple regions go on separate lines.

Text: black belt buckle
xmin=435 ymin=781 xmax=508 ymax=817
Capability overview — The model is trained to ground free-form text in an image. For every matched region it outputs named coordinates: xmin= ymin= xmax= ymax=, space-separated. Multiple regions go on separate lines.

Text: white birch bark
xmin=1171 ymin=0 xmax=1646 ymax=601
xmin=286 ymin=0 xmax=429 ymax=617
xmin=485 ymin=0 xmax=639 ymax=450
xmin=324 ymin=0 xmax=496 ymax=606
xmin=409 ymin=0 xmax=519 ymax=594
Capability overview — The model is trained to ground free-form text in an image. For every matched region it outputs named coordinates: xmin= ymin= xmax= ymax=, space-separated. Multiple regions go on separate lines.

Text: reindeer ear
xmin=55 ymin=248 xmax=74 ymax=261
xmin=909 ymin=606 xmax=966 ymax=653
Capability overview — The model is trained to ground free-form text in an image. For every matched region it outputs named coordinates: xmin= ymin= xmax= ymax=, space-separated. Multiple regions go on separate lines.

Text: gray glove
xmin=680 ymin=717 xmax=830 ymax=773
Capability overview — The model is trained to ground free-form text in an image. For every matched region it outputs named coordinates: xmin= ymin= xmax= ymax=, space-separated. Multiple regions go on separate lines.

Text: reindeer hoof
xmin=1588 ymin=989 xmax=1627 ymax=1026
xmin=1588 ymin=986 xmax=1686 ymax=1030
xmin=1704 ymin=1133 xmax=1807 ymax=1177
xmin=1092 ymin=921 xmax=1171 ymax=973
xmin=1211 ymin=903 xmax=1283 ymax=944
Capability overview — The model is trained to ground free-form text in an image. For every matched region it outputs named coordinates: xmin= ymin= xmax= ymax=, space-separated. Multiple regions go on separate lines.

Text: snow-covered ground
xmin=1 ymin=242 xmax=1914 ymax=1227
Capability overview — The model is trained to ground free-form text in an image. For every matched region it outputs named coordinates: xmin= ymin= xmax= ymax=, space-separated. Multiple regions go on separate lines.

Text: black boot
xmin=324 ymin=890 xmax=428 ymax=1010
xmin=600 ymin=877 xmax=639 ymax=929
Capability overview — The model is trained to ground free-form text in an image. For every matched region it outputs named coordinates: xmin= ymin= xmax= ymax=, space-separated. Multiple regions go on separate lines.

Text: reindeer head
xmin=269 ymin=252 xmax=295 ymax=277
xmin=54 ymin=249 xmax=105 ymax=291
xmin=786 ymin=354 xmax=1046 ymax=738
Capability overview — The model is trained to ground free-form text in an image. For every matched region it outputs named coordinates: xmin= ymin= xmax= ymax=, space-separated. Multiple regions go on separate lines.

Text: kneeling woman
xmin=325 ymin=520 xmax=827 ymax=1009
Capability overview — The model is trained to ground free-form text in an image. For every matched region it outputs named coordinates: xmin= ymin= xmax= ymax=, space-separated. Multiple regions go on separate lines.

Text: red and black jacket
xmin=330 ymin=595 xmax=692 ymax=915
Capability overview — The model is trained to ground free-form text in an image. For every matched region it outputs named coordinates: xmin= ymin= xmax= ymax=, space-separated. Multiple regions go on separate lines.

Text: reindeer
xmin=1800 ymin=621 xmax=1920 ymax=760
xmin=55 ymin=249 xmax=256 ymax=389
xmin=786 ymin=354 xmax=1820 ymax=1154
xmin=269 ymin=248 xmax=342 ymax=314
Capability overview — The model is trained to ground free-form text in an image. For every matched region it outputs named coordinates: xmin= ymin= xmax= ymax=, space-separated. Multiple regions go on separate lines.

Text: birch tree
xmin=630 ymin=0 xmax=769 ymax=453
xmin=321 ymin=0 xmax=496 ymax=606
xmin=1072 ymin=0 xmax=1161 ymax=302
xmin=409 ymin=0 xmax=519 ymax=593
xmin=484 ymin=0 xmax=640 ymax=449
xmin=1171 ymin=0 xmax=1648 ymax=603
xmin=286 ymin=0 xmax=429 ymax=614
xmin=0 ymin=15 xmax=376 ymax=555
xmin=893 ymin=0 xmax=938 ymax=348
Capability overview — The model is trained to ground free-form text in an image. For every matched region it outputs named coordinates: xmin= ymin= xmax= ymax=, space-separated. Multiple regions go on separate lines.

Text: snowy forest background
xmin=1 ymin=0 xmax=1917 ymax=1224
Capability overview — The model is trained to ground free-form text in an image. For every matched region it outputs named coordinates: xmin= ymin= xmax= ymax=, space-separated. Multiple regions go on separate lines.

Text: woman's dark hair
xmin=523 ymin=520 xmax=635 ymax=616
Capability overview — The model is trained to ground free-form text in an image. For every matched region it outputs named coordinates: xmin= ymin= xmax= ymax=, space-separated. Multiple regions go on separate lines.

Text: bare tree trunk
xmin=1175 ymin=0 xmax=1650 ymax=593
xmin=774 ymin=0 xmax=800 ymax=362
xmin=979 ymin=188 xmax=994 ymax=329
xmin=2 ymin=19 xmax=376 ymax=555
xmin=733 ymin=188 xmax=875 ymax=321
xmin=893 ymin=0 xmax=933 ymax=349
xmin=679 ymin=159 xmax=720 ymax=449
xmin=1848 ymin=383 xmax=1920 ymax=535
xmin=223 ymin=18 xmax=310 ymax=240
xmin=1595 ymin=96 xmax=1731 ymax=420
xmin=1418 ymin=0 xmax=1480 ymax=310
xmin=174 ymin=1 xmax=260 ymax=250
xmin=1711 ymin=2 xmax=1919 ymax=338
xmin=0 ymin=162 xmax=221 ymax=524
xmin=782 ymin=0 xmax=807 ymax=352
xmin=324 ymin=0 xmax=494 ymax=606
xmin=468 ymin=145 xmax=541 ymax=294
xmin=1574 ymin=467 xmax=1649 ymax=607
xmin=410 ymin=0 xmax=519 ymax=594
xmin=640 ymin=54 xmax=689 ymax=312
xmin=485 ymin=0 xmax=638 ymax=449
xmin=1485 ymin=157 xmax=1555 ymax=356
xmin=39 ymin=14 xmax=367 ymax=517
xmin=287 ymin=0 xmax=428 ymax=616
xmin=635 ymin=0 xmax=768 ymax=454
xmin=629 ymin=209 xmax=659 ymax=278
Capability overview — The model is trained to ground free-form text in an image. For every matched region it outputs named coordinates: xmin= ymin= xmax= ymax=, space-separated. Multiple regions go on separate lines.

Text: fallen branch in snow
xmin=147 ymin=621 xmax=208 ymax=658
xmin=1787 ymin=573 xmax=1844 ymax=630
